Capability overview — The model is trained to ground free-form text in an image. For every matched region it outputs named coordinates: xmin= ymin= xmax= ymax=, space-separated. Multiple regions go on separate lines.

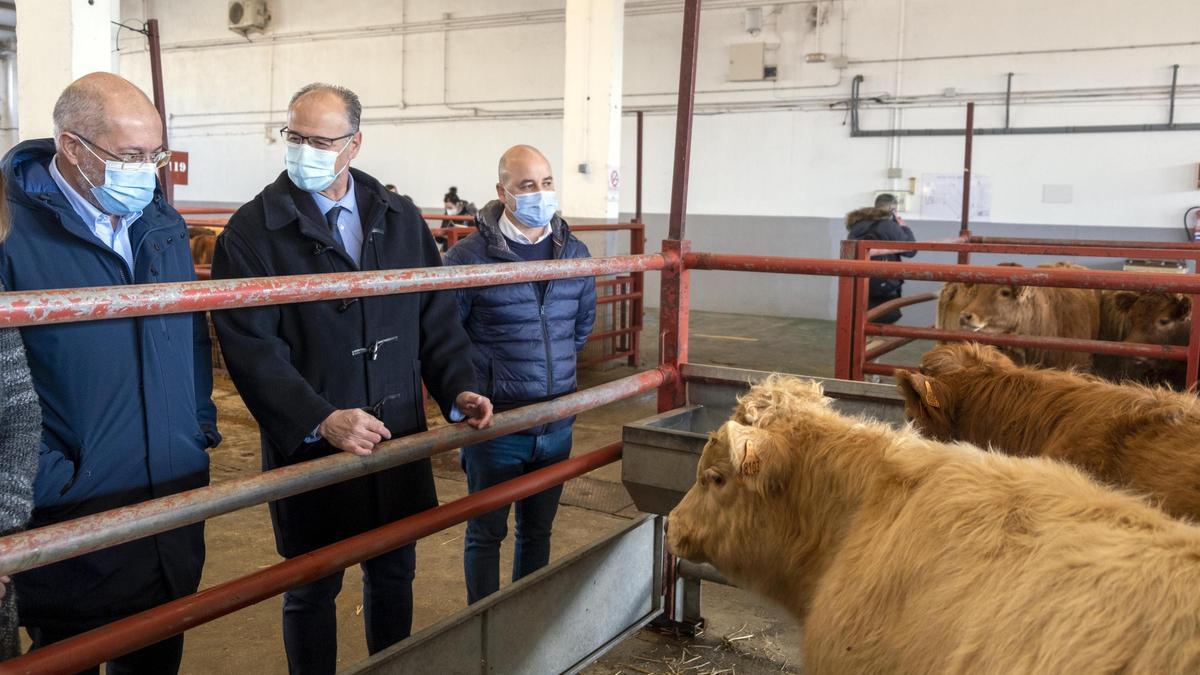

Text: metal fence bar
xmin=865 ymin=292 xmax=938 ymax=321
xmin=859 ymin=240 xmax=1200 ymax=262
xmin=0 ymin=254 xmax=667 ymax=328
xmin=866 ymin=323 xmax=1187 ymax=360
xmin=972 ymin=236 xmax=1200 ymax=251
xmin=0 ymin=369 xmax=669 ymax=579
xmin=683 ymin=253 xmax=1200 ymax=294
xmin=0 ymin=443 xmax=625 ymax=675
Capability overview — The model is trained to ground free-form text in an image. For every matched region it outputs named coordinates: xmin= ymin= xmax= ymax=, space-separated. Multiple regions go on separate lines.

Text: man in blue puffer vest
xmin=444 ymin=145 xmax=596 ymax=603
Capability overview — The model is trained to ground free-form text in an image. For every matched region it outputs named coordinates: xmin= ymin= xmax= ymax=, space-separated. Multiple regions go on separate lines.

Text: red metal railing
xmin=0 ymin=443 xmax=626 ymax=674
xmin=835 ymin=236 xmax=1200 ymax=386
xmin=0 ymin=370 xmax=667 ymax=579
xmin=0 ymin=249 xmax=667 ymax=672
xmin=187 ymin=219 xmax=647 ymax=367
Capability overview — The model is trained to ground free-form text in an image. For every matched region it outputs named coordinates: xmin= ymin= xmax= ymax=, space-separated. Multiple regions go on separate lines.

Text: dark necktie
xmin=325 ymin=205 xmax=346 ymax=252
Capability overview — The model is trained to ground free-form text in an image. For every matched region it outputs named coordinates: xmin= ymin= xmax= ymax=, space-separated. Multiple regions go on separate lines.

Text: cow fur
xmin=897 ymin=342 xmax=1200 ymax=521
xmin=955 ymin=262 xmax=1099 ymax=370
xmin=188 ymin=226 xmax=217 ymax=266
xmin=668 ymin=374 xmax=1200 ymax=674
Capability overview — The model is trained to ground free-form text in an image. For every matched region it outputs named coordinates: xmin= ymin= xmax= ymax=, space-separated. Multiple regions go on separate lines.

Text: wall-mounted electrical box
xmin=729 ymin=43 xmax=775 ymax=81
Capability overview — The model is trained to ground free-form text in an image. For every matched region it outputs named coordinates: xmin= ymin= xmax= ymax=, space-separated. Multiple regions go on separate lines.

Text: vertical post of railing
xmin=957 ymin=101 xmax=975 ymax=265
xmin=635 ymin=110 xmax=644 ymax=224
xmin=657 ymin=0 xmax=700 ymax=413
xmin=630 ymin=229 xmax=645 ymax=367
xmin=630 ymin=110 xmax=645 ymax=366
xmin=147 ymin=18 xmax=173 ymax=205
xmin=834 ymin=240 xmax=859 ymax=379
xmin=1189 ymin=253 xmax=1200 ymax=390
xmin=656 ymin=0 xmax=702 ymax=635
xmin=852 ymin=241 xmax=871 ymax=381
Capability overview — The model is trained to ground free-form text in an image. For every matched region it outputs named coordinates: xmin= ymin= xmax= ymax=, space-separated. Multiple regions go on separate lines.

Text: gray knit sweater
xmin=0 ymin=279 xmax=40 ymax=659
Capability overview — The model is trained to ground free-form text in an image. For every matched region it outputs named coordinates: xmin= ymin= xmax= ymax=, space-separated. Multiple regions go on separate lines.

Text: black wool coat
xmin=212 ymin=169 xmax=477 ymax=557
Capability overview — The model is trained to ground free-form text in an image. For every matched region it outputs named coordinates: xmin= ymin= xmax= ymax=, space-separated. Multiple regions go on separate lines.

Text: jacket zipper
xmin=539 ymin=298 xmax=554 ymax=400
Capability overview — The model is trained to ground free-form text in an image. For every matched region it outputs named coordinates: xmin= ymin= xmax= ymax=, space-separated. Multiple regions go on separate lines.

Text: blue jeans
xmin=281 ymin=544 xmax=415 ymax=675
xmin=461 ymin=426 xmax=573 ymax=604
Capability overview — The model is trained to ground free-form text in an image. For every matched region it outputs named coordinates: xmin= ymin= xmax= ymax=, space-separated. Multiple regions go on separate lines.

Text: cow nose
xmin=959 ymin=312 xmax=975 ymax=326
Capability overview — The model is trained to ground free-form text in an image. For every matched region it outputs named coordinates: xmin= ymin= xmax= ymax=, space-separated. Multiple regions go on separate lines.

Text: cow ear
xmin=895 ymin=370 xmax=942 ymax=410
xmin=724 ymin=421 xmax=784 ymax=482
xmin=1173 ymin=294 xmax=1192 ymax=320
xmin=1113 ymin=291 xmax=1139 ymax=312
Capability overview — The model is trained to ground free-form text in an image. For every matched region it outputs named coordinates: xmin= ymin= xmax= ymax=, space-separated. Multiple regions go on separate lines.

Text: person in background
xmin=846 ymin=193 xmax=916 ymax=324
xmin=444 ymin=145 xmax=596 ymax=604
xmin=0 ymin=171 xmax=40 ymax=661
xmin=211 ymin=82 xmax=492 ymax=675
xmin=443 ymin=186 xmax=478 ymax=221
xmin=434 ymin=187 xmax=477 ymax=253
xmin=0 ymin=72 xmax=220 ymax=673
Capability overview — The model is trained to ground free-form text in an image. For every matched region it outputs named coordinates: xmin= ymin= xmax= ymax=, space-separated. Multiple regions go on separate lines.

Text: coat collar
xmin=476 ymin=199 xmax=569 ymax=262
xmin=3 ymin=139 xmax=179 ymax=259
xmin=263 ymin=167 xmax=397 ymax=232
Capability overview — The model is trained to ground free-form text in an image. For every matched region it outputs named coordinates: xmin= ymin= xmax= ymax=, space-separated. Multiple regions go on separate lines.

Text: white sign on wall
xmin=606 ymin=165 xmax=620 ymax=204
xmin=920 ymin=173 xmax=992 ymax=221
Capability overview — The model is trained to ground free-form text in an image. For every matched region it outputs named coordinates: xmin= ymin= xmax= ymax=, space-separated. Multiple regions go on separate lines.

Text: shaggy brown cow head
xmin=936 ymin=282 xmax=975 ymax=331
xmin=896 ymin=343 xmax=1014 ymax=440
xmin=956 ymin=263 xmax=1037 ymax=334
xmin=1116 ymin=292 xmax=1192 ymax=358
xmin=667 ymin=420 xmax=790 ymax=574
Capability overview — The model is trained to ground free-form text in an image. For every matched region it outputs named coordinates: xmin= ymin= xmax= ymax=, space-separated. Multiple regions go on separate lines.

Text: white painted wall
xmin=97 ymin=0 xmax=1200 ymax=232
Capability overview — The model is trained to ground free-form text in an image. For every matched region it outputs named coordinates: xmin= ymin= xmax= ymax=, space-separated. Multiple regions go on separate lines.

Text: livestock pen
xmin=4 ymin=1 xmax=1200 ymax=672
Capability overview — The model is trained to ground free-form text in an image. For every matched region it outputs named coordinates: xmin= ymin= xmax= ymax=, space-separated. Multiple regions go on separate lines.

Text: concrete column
xmin=561 ymin=0 xmax=624 ymax=225
xmin=16 ymin=0 xmax=113 ymax=140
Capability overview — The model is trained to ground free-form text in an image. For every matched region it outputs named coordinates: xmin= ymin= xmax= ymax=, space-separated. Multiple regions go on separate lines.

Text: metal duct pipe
xmin=850 ymin=73 xmax=1200 ymax=137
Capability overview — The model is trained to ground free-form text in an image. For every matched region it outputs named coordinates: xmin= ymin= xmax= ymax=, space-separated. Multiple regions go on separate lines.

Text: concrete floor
xmin=74 ymin=309 xmax=928 ymax=674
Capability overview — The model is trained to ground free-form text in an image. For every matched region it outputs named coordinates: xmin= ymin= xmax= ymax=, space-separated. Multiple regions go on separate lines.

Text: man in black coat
xmin=846 ymin=193 xmax=917 ymax=324
xmin=211 ymin=83 xmax=493 ymax=675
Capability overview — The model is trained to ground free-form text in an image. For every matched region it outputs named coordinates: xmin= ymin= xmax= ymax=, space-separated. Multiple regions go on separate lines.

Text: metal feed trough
xmin=623 ymin=364 xmax=908 ymax=516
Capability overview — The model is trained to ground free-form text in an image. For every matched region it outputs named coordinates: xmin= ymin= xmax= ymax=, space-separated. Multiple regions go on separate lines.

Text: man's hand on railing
xmin=455 ymin=392 xmax=494 ymax=429
xmin=319 ymin=409 xmax=392 ymax=456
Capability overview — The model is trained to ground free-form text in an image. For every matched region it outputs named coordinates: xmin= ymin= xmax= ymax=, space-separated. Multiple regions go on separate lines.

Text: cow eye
xmin=999 ymin=289 xmax=1012 ymax=298
xmin=704 ymin=468 xmax=724 ymax=487
xmin=1159 ymin=318 xmax=1172 ymax=327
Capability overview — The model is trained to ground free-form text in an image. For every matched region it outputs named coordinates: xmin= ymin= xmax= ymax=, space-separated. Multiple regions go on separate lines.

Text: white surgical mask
xmin=285 ymin=138 xmax=351 ymax=193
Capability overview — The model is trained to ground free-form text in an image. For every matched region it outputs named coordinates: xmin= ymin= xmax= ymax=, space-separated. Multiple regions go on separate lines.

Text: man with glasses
xmin=211 ymin=83 xmax=492 ymax=674
xmin=0 ymin=72 xmax=220 ymax=673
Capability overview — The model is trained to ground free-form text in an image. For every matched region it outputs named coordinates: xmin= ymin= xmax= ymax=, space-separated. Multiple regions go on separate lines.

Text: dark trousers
xmin=27 ymin=626 xmax=183 ymax=675
xmin=281 ymin=544 xmax=416 ymax=675
xmin=461 ymin=426 xmax=573 ymax=604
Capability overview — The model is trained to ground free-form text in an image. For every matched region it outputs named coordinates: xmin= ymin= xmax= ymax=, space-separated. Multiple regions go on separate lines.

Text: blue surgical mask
xmin=285 ymin=139 xmax=351 ymax=193
xmin=506 ymin=189 xmax=558 ymax=227
xmin=74 ymin=141 xmax=157 ymax=216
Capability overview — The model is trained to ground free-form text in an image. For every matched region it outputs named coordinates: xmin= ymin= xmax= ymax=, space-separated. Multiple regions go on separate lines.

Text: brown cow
xmin=1113 ymin=291 xmax=1191 ymax=390
xmin=897 ymin=342 xmax=1200 ymax=521
xmin=668 ymin=375 xmax=1200 ymax=674
xmin=188 ymin=227 xmax=217 ymax=266
xmin=955 ymin=262 xmax=1099 ymax=370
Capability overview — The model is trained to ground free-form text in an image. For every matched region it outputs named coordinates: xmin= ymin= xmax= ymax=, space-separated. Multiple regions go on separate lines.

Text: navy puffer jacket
xmin=445 ymin=200 xmax=596 ymax=434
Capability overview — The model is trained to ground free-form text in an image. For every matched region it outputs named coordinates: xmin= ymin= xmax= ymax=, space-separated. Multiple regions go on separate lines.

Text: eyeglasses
xmin=71 ymin=133 xmax=171 ymax=169
xmin=279 ymin=127 xmax=356 ymax=152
